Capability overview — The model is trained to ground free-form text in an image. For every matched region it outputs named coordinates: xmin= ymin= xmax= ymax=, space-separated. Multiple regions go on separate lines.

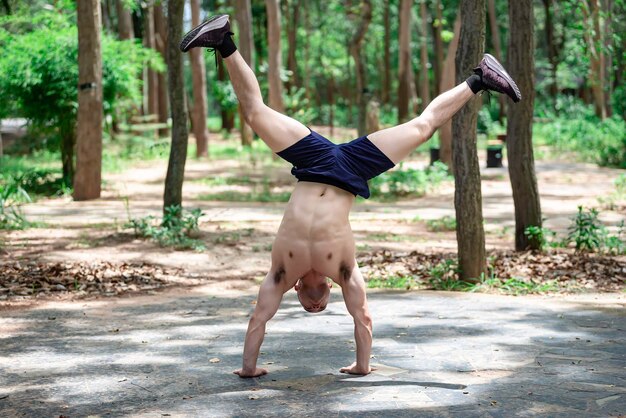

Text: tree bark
xmin=602 ymin=0 xmax=613 ymax=117
xmin=398 ymin=0 xmax=413 ymax=122
xmin=189 ymin=0 xmax=209 ymax=157
xmin=348 ymin=0 xmax=373 ymax=136
xmin=285 ymin=0 xmax=301 ymax=91
xmin=74 ymin=0 xmax=103 ymax=201
xmin=507 ymin=0 xmax=542 ymax=251
xmin=154 ymin=2 xmax=169 ymax=137
xmin=116 ymin=0 xmax=134 ymax=40
xmin=2 ymin=0 xmax=11 ymax=15
xmin=452 ymin=0 xmax=486 ymax=282
xmin=419 ymin=0 xmax=431 ymax=111
xmin=542 ymin=0 xmax=558 ymax=103
xmin=235 ymin=0 xmax=254 ymax=145
xmin=438 ymin=14 xmax=460 ymax=167
xmin=382 ymin=0 xmax=391 ymax=104
xmin=265 ymin=0 xmax=285 ymax=113
xmin=582 ymin=0 xmax=607 ymax=119
xmin=144 ymin=2 xmax=158 ymax=118
xmin=164 ymin=0 xmax=189 ymax=211
xmin=431 ymin=0 xmax=444 ymax=96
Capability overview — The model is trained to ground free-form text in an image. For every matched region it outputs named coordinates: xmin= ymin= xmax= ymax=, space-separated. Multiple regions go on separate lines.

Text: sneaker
xmin=474 ymin=53 xmax=522 ymax=103
xmin=179 ymin=14 xmax=231 ymax=53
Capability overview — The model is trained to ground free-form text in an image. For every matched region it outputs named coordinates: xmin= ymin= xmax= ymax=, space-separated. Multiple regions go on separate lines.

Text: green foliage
xmin=564 ymin=206 xmax=625 ymax=254
xmin=0 ymin=180 xmax=31 ymax=230
xmin=428 ymin=259 xmax=470 ymax=291
xmin=369 ymin=161 xmax=451 ymax=201
xmin=367 ymin=275 xmax=416 ymax=290
xmin=426 ymin=216 xmax=457 ymax=232
xmin=524 ymin=225 xmax=557 ymax=251
xmin=212 ymin=80 xmax=239 ymax=114
xmin=126 ymin=206 xmax=206 ymax=251
xmin=472 ymin=276 xmax=559 ymax=296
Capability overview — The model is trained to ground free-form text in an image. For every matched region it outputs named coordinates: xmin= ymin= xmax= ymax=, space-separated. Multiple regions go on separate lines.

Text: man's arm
xmin=340 ymin=264 xmax=373 ymax=375
xmin=234 ymin=275 xmax=283 ymax=378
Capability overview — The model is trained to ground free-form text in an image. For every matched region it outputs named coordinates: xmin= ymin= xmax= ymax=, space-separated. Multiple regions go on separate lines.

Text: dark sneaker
xmin=179 ymin=14 xmax=231 ymax=52
xmin=474 ymin=53 xmax=522 ymax=103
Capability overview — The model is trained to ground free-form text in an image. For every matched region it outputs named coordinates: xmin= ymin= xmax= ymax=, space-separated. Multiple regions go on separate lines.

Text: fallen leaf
xmin=209 ymin=358 xmax=220 ymax=363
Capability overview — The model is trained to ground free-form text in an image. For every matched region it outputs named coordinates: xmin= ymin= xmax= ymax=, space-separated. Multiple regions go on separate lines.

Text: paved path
xmin=1 ymin=289 xmax=624 ymax=417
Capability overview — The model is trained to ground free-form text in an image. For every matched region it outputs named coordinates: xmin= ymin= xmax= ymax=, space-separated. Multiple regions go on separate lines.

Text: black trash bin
xmin=430 ymin=147 xmax=440 ymax=165
xmin=487 ymin=146 xmax=503 ymax=168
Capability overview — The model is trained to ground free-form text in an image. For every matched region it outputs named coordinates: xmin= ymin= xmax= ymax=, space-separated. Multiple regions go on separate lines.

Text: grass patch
xmin=426 ymin=216 xmax=457 ymax=232
xmin=199 ymin=190 xmax=291 ymax=203
xmin=369 ymin=161 xmax=451 ymax=201
xmin=365 ymin=232 xmax=413 ymax=242
xmin=471 ymin=277 xmax=560 ymax=295
xmin=367 ymin=275 xmax=416 ymax=290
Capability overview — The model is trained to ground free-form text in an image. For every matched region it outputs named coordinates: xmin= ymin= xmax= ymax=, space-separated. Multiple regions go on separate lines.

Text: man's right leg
xmin=223 ymin=51 xmax=310 ymax=153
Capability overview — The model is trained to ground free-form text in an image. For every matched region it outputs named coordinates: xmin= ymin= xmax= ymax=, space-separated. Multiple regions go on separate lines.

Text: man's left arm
xmin=340 ymin=264 xmax=373 ymax=375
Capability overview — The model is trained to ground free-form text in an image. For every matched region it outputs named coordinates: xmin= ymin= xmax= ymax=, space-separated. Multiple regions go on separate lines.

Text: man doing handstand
xmin=180 ymin=14 xmax=521 ymax=378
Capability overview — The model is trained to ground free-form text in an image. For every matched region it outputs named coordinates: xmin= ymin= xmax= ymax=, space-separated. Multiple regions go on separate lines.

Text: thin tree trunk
xmin=217 ymin=56 xmax=235 ymax=131
xmin=2 ymin=0 xmax=11 ymax=14
xmin=303 ymin=4 xmax=311 ymax=101
xmin=265 ymin=0 xmax=285 ymax=113
xmin=383 ymin=0 xmax=391 ymax=104
xmin=452 ymin=0 xmax=486 ymax=282
xmin=582 ymin=0 xmax=607 ymax=119
xmin=235 ymin=0 xmax=254 ymax=145
xmin=602 ymin=0 xmax=613 ymax=117
xmin=438 ymin=14 xmax=461 ymax=167
xmin=101 ymin=0 xmax=112 ymax=32
xmin=74 ymin=0 xmax=103 ymax=201
xmin=542 ymin=0 xmax=558 ymax=104
xmin=285 ymin=0 xmax=301 ymax=91
xmin=154 ymin=1 xmax=169 ymax=137
xmin=163 ymin=0 xmax=189 ymax=211
xmin=487 ymin=0 xmax=506 ymax=121
xmin=349 ymin=0 xmax=373 ymax=136
xmin=419 ymin=0 xmax=431 ymax=111
xmin=144 ymin=2 xmax=158 ymax=119
xmin=431 ymin=0 xmax=444 ymax=96
xmin=398 ymin=0 xmax=413 ymax=122
xmin=60 ymin=121 xmax=75 ymax=186
xmin=507 ymin=0 xmax=542 ymax=251
xmin=189 ymin=0 xmax=209 ymax=157
xmin=116 ymin=0 xmax=134 ymax=39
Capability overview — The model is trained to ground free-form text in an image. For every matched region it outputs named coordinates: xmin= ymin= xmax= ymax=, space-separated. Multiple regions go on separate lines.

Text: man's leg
xmin=223 ymin=51 xmax=309 ymax=152
xmin=368 ymin=82 xmax=474 ymax=164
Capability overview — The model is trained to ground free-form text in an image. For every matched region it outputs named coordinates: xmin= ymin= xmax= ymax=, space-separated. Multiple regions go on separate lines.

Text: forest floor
xmin=1 ymin=129 xmax=625 ymax=302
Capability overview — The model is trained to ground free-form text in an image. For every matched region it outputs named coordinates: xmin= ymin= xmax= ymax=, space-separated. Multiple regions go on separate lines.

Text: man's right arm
xmin=234 ymin=276 xmax=283 ymax=378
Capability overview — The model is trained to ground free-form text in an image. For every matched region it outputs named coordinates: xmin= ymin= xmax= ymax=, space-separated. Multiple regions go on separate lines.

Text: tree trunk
xmin=285 ymin=0 xmax=301 ymax=91
xmin=217 ymin=56 xmax=235 ymax=131
xmin=144 ymin=2 xmax=158 ymax=118
xmin=265 ymin=0 xmax=285 ymax=113
xmin=60 ymin=121 xmax=75 ymax=187
xmin=303 ymin=4 xmax=311 ymax=101
xmin=419 ymin=0 xmax=431 ymax=111
xmin=602 ymin=0 xmax=613 ymax=117
xmin=438 ymin=14 xmax=461 ymax=167
xmin=452 ymin=0 xmax=486 ymax=282
xmin=507 ymin=0 xmax=542 ymax=251
xmin=235 ymin=0 xmax=254 ymax=146
xmin=582 ymin=0 xmax=607 ymax=119
xmin=101 ymin=0 xmax=112 ymax=32
xmin=154 ymin=1 xmax=169 ymax=137
xmin=542 ymin=0 xmax=558 ymax=103
xmin=349 ymin=0 xmax=373 ymax=136
xmin=116 ymin=0 xmax=134 ymax=40
xmin=189 ymin=0 xmax=209 ymax=157
xmin=487 ymin=0 xmax=506 ymax=120
xmin=74 ymin=0 xmax=103 ymax=201
xmin=431 ymin=0 xmax=444 ymax=96
xmin=382 ymin=0 xmax=391 ymax=104
xmin=2 ymin=0 xmax=11 ymax=15
xmin=398 ymin=0 xmax=413 ymax=122
xmin=164 ymin=0 xmax=189 ymax=211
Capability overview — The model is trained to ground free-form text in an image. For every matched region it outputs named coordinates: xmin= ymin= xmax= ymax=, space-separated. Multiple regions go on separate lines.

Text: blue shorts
xmin=276 ymin=130 xmax=395 ymax=199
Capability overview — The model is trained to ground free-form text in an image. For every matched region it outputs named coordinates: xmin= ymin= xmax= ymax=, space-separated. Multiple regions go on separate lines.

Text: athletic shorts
xmin=276 ymin=129 xmax=395 ymax=199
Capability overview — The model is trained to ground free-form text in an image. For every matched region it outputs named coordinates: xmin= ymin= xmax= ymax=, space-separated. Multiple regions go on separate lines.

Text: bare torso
xmin=271 ymin=181 xmax=356 ymax=291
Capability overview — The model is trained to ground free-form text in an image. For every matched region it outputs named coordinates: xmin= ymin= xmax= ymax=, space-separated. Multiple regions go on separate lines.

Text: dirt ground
xmin=1 ymin=134 xmax=625 ymax=303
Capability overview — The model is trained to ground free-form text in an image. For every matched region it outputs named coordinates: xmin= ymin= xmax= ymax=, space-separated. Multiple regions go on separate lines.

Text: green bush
xmin=0 ymin=181 xmax=31 ymax=230
xmin=564 ymin=206 xmax=624 ymax=255
xmin=369 ymin=161 xmax=451 ymax=200
xmin=126 ymin=206 xmax=206 ymax=251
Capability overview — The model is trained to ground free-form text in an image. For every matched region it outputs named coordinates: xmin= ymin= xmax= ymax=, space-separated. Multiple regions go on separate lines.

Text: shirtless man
xmin=180 ymin=14 xmax=521 ymax=378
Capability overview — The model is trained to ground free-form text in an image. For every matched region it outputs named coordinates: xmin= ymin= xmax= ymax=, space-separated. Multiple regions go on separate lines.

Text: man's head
xmin=294 ymin=273 xmax=332 ymax=313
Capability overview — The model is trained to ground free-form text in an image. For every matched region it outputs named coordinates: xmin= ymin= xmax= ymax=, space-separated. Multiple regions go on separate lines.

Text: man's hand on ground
xmin=233 ymin=367 xmax=268 ymax=378
xmin=339 ymin=362 xmax=375 ymax=376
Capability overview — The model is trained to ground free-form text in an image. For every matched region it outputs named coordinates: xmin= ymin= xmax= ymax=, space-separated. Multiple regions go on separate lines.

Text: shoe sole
xmin=483 ymin=53 xmax=522 ymax=102
xmin=179 ymin=14 xmax=229 ymax=52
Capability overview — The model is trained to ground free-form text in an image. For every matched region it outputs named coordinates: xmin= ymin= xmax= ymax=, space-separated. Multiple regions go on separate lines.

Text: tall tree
xmin=398 ymin=0 xmax=413 ymax=122
xmin=2 ymin=0 xmax=11 ymax=15
xmin=163 ymin=0 xmax=189 ymax=211
xmin=582 ymin=0 xmax=607 ymax=119
xmin=154 ymin=1 xmax=169 ymax=136
xmin=419 ymin=0 xmax=431 ymax=111
xmin=452 ymin=0 xmax=486 ymax=282
xmin=189 ymin=0 xmax=209 ymax=157
xmin=284 ymin=0 xmax=302 ymax=91
xmin=382 ymin=0 xmax=392 ymax=104
xmin=542 ymin=0 xmax=558 ymax=103
xmin=487 ymin=0 xmax=505 ymax=120
xmin=348 ymin=0 xmax=373 ymax=136
xmin=265 ymin=0 xmax=285 ymax=113
xmin=507 ymin=0 xmax=542 ymax=251
xmin=143 ymin=2 xmax=158 ymax=118
xmin=116 ymin=0 xmax=134 ymax=40
xmin=235 ymin=0 xmax=255 ymax=146
xmin=74 ymin=0 xmax=103 ymax=201
xmin=438 ymin=14 xmax=461 ymax=167
xmin=431 ymin=0 xmax=444 ymax=96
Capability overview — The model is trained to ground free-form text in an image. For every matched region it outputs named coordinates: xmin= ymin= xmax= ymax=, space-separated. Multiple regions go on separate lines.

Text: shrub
xmin=369 ymin=161 xmax=451 ymax=200
xmin=126 ymin=206 xmax=206 ymax=251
